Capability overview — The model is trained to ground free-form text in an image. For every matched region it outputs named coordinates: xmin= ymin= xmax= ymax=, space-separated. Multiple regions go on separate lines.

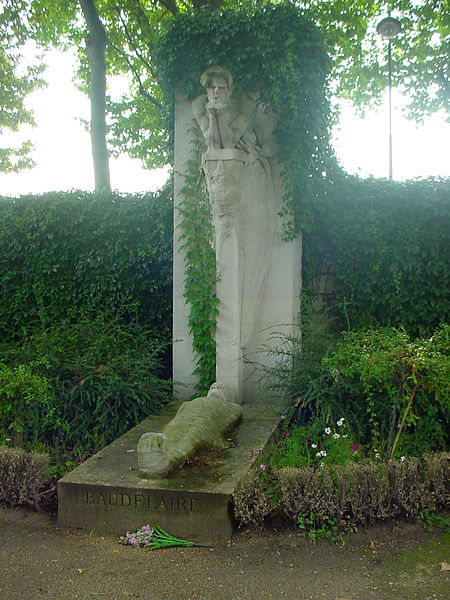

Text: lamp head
xmin=377 ymin=16 xmax=401 ymax=39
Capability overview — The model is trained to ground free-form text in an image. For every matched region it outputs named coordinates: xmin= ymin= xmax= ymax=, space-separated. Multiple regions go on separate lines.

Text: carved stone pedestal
xmin=58 ymin=403 xmax=281 ymax=544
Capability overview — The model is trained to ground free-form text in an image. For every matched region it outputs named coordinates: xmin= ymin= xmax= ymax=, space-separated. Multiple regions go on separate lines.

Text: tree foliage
xmin=0 ymin=1 xmax=45 ymax=172
xmin=296 ymin=0 xmax=449 ymax=120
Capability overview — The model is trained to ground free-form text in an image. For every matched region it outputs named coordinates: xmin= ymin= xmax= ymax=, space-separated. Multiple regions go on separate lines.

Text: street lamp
xmin=377 ymin=16 xmax=401 ymax=180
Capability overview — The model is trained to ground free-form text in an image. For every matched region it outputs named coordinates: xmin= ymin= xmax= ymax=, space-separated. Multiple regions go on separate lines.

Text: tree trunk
xmin=79 ymin=0 xmax=111 ymax=191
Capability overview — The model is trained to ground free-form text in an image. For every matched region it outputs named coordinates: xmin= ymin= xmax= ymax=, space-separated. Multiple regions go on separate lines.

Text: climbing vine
xmin=178 ymin=130 xmax=218 ymax=394
xmin=155 ymin=3 xmax=333 ymax=234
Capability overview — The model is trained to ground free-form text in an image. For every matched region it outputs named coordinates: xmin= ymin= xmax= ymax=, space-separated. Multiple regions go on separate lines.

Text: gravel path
xmin=1 ymin=506 xmax=448 ymax=599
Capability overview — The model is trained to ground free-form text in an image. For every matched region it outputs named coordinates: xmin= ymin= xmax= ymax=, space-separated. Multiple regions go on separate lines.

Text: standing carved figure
xmin=193 ymin=66 xmax=277 ymax=402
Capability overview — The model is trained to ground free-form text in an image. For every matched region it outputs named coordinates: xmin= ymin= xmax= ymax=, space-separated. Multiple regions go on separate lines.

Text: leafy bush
xmin=0 ymin=363 xmax=55 ymax=447
xmin=0 ymin=446 xmax=50 ymax=507
xmin=324 ymin=324 xmax=449 ymax=458
xmin=0 ymin=186 xmax=172 ymax=342
xmin=251 ymin=298 xmax=337 ymax=421
xmin=1 ymin=318 xmax=173 ymax=454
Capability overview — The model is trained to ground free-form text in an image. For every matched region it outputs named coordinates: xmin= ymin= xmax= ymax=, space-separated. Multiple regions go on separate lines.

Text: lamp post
xmin=377 ymin=16 xmax=401 ymax=180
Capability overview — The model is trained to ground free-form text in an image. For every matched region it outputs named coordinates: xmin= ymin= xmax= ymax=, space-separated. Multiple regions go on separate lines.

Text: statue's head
xmin=200 ymin=66 xmax=233 ymax=106
xmin=207 ymin=381 xmax=236 ymax=404
xmin=137 ymin=432 xmax=168 ymax=471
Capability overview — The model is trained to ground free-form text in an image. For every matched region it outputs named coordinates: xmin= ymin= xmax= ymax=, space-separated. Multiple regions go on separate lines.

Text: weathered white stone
xmin=172 ymin=85 xmax=198 ymax=400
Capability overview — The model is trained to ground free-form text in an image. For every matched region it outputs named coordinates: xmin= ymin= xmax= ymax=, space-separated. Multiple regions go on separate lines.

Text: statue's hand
xmin=206 ymin=102 xmax=228 ymax=113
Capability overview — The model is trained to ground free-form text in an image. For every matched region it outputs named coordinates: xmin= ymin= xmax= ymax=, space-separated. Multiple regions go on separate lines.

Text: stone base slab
xmin=58 ymin=402 xmax=281 ymax=544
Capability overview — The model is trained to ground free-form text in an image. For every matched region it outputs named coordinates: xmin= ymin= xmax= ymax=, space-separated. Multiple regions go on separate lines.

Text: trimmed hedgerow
xmin=233 ymin=453 xmax=449 ymax=530
xmin=0 ymin=446 xmax=50 ymax=508
xmin=233 ymin=468 xmax=275 ymax=530
xmin=303 ymin=175 xmax=450 ymax=336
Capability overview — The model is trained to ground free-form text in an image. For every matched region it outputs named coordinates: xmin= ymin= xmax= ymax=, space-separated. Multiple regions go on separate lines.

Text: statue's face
xmin=206 ymin=76 xmax=230 ymax=106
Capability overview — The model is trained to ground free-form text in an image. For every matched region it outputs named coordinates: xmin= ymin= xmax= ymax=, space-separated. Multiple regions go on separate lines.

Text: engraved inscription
xmin=83 ymin=490 xmax=199 ymax=512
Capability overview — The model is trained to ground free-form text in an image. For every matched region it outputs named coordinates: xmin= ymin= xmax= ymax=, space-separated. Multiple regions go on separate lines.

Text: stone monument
xmin=174 ymin=66 xmax=301 ymax=402
xmin=58 ymin=65 xmax=300 ymax=543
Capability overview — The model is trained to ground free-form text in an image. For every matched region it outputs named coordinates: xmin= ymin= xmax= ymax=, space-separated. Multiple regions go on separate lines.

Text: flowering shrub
xmin=272 ymin=418 xmax=362 ymax=469
xmin=262 ymin=320 xmax=449 ymax=461
xmin=249 ymin=447 xmax=266 ymax=471
xmin=324 ymin=324 xmax=449 ymax=458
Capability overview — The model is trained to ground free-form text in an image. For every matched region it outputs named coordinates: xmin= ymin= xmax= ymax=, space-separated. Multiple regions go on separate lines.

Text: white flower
xmin=316 ymin=450 xmax=327 ymax=458
xmin=342 ymin=435 xmax=348 ymax=438
xmin=311 ymin=443 xmax=317 ymax=449
xmin=324 ymin=427 xmax=331 ymax=435
xmin=332 ymin=433 xmax=340 ymax=440
xmin=337 ymin=418 xmax=345 ymax=427
xmin=400 ymin=456 xmax=405 ymax=462
xmin=320 ymin=462 xmax=325 ymax=467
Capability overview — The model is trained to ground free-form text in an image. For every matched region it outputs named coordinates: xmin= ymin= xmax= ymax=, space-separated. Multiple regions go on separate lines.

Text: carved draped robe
xmin=193 ymin=91 xmax=277 ymax=395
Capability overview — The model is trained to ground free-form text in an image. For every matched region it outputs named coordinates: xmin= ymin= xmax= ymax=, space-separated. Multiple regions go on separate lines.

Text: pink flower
xmin=260 ymin=464 xmax=266 ymax=470
xmin=258 ymin=448 xmax=264 ymax=456
xmin=249 ymin=449 xmax=254 ymax=458
xmin=351 ymin=445 xmax=360 ymax=452
xmin=283 ymin=430 xmax=289 ymax=437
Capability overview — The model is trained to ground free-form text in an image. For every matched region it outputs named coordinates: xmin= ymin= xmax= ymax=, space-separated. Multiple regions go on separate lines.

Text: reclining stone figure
xmin=137 ymin=383 xmax=243 ymax=479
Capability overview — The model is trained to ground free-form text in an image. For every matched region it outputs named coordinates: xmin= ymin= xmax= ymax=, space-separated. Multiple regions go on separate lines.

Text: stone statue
xmin=137 ymin=383 xmax=243 ymax=479
xmin=192 ymin=66 xmax=278 ymax=402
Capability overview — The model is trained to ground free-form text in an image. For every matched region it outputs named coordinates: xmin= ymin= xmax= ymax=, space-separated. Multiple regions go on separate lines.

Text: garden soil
xmin=0 ymin=505 xmax=448 ymax=600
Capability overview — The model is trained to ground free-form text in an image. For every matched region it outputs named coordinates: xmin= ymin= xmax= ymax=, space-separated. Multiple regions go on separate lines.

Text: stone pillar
xmin=172 ymin=86 xmax=197 ymax=400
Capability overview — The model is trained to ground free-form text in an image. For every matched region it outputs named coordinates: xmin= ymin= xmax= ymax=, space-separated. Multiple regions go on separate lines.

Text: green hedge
xmin=0 ymin=186 xmax=173 ymax=341
xmin=304 ymin=176 xmax=450 ymax=335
